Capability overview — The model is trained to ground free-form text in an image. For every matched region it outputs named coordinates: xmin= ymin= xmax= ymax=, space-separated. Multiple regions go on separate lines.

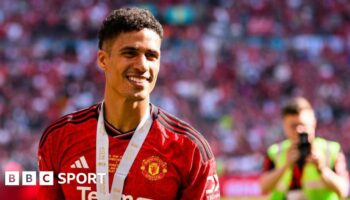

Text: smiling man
xmin=38 ymin=7 xmax=220 ymax=200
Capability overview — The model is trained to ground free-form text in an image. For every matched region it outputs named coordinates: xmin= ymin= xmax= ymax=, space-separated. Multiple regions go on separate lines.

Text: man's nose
xmin=134 ymin=55 xmax=149 ymax=72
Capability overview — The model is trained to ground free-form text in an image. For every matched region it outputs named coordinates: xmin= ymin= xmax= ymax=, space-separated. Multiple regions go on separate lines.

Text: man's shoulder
xmin=315 ymin=137 xmax=341 ymax=149
xmin=39 ymin=103 xmax=100 ymax=148
xmin=155 ymin=107 xmax=204 ymax=140
xmin=316 ymin=137 xmax=339 ymax=144
xmin=155 ymin=106 xmax=214 ymax=162
xmin=267 ymin=139 xmax=290 ymax=158
xmin=268 ymin=139 xmax=290 ymax=149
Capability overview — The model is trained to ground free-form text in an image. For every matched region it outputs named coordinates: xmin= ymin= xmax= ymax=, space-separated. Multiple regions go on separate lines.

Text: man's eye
xmin=123 ymin=51 xmax=137 ymax=57
xmin=146 ymin=52 xmax=158 ymax=60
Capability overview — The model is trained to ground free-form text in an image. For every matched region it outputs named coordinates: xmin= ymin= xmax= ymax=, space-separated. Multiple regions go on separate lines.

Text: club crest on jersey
xmin=140 ymin=156 xmax=167 ymax=181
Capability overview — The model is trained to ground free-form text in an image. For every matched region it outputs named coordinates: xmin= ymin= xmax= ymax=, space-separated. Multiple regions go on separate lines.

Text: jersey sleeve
xmin=263 ymin=153 xmax=275 ymax=172
xmin=180 ymin=148 xmax=220 ymax=200
xmin=37 ymin=129 xmax=65 ymax=200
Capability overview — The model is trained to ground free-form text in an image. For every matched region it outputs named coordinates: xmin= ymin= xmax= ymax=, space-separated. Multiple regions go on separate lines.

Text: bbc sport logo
xmin=5 ymin=171 xmax=106 ymax=186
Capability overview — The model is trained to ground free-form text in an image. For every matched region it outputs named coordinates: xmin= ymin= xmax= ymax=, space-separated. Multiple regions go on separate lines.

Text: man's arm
xmin=37 ymin=130 xmax=65 ymax=200
xmin=259 ymin=162 xmax=289 ymax=193
xmin=309 ymin=151 xmax=349 ymax=198
xmin=259 ymin=144 xmax=299 ymax=193
xmin=180 ymin=149 xmax=220 ymax=200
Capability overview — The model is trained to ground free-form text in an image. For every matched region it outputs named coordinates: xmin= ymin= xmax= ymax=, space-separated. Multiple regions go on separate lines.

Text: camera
xmin=297 ymin=132 xmax=311 ymax=167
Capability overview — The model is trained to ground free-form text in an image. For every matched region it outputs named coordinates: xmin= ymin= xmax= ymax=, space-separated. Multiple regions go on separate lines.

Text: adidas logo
xmin=71 ymin=156 xmax=89 ymax=169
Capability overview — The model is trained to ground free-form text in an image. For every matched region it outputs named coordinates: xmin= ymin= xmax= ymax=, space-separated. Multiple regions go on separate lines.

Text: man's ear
xmin=97 ymin=50 xmax=109 ymax=71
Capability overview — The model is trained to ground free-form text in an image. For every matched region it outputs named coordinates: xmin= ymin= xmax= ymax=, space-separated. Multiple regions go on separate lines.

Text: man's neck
xmin=103 ymin=95 xmax=149 ymax=133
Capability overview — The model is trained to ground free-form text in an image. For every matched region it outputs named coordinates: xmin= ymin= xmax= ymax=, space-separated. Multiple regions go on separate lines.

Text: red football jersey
xmin=38 ymin=103 xmax=220 ymax=200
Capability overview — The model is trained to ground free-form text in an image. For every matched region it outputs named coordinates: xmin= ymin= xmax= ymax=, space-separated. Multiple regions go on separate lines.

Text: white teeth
xmin=129 ymin=76 xmax=147 ymax=82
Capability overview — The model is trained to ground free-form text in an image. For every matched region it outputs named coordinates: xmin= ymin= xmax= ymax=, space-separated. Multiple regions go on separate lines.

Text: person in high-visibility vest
xmin=259 ymin=97 xmax=349 ymax=200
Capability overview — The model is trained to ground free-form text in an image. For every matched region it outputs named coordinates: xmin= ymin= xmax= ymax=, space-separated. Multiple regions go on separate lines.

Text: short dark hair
xmin=281 ymin=97 xmax=314 ymax=117
xmin=98 ymin=7 xmax=163 ymax=51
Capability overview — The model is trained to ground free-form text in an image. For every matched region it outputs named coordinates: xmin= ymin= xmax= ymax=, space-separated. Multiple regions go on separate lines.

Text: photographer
xmin=259 ymin=97 xmax=349 ymax=200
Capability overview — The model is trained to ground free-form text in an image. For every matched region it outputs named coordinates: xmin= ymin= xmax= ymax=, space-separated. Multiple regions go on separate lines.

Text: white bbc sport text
xmin=4 ymin=171 xmax=106 ymax=185
xmin=57 ymin=173 xmax=105 ymax=184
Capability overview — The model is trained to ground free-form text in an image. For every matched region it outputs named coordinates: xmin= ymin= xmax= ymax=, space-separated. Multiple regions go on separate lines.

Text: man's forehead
xmin=299 ymin=110 xmax=315 ymax=120
xmin=116 ymin=29 xmax=160 ymax=41
xmin=284 ymin=110 xmax=315 ymax=123
xmin=113 ymin=30 xmax=161 ymax=49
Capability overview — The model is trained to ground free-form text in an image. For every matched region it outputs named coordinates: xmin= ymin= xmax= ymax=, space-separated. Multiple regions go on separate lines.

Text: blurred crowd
xmin=1 ymin=0 xmax=350 ymax=177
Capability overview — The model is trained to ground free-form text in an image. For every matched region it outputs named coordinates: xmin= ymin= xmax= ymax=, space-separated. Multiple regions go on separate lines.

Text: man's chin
xmin=127 ymin=92 xmax=148 ymax=102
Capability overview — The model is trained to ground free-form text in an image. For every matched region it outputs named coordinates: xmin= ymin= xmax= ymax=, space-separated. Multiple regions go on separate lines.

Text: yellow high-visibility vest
xmin=267 ymin=137 xmax=340 ymax=200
